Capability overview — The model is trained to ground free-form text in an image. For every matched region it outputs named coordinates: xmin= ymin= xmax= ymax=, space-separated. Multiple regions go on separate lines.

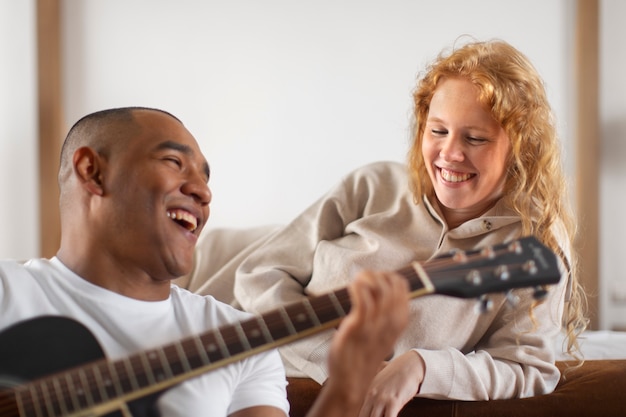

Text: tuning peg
xmin=523 ymin=260 xmax=538 ymax=275
xmin=475 ymin=295 xmax=493 ymax=314
xmin=505 ymin=290 xmax=519 ymax=307
xmin=495 ymin=265 xmax=510 ymax=281
xmin=480 ymin=246 xmax=496 ymax=259
xmin=508 ymin=240 xmax=523 ymax=254
xmin=466 ymin=269 xmax=482 ymax=286
xmin=533 ymin=286 xmax=548 ymax=300
xmin=452 ymin=250 xmax=468 ymax=263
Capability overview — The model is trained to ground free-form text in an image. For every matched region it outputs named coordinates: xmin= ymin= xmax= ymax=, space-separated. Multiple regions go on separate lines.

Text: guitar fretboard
xmin=12 ymin=236 xmax=560 ymax=417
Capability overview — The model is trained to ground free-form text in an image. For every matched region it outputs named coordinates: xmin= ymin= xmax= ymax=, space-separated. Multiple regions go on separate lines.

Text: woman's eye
xmin=431 ymin=129 xmax=447 ymax=136
xmin=467 ymin=137 xmax=487 ymax=144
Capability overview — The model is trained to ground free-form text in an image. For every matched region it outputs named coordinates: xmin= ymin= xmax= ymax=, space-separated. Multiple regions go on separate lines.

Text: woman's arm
xmin=356 ymin=265 xmax=570 ymax=417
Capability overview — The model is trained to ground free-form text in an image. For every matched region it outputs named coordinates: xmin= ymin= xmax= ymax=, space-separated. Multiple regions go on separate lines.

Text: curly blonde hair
xmin=408 ymin=39 xmax=587 ymax=357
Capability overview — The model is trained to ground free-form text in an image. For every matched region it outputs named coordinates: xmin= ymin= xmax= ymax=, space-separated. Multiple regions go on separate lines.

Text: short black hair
xmin=58 ymin=107 xmax=181 ymax=184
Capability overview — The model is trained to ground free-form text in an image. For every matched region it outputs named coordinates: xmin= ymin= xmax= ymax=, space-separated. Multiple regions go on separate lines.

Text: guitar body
xmin=0 ymin=316 xmax=161 ymax=417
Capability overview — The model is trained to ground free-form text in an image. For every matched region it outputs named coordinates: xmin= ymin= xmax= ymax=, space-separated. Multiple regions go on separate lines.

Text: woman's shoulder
xmin=344 ymin=160 xmax=409 ymax=187
xmin=351 ymin=160 xmax=406 ymax=175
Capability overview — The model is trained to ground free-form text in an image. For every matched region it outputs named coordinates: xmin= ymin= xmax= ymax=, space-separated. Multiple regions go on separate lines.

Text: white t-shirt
xmin=0 ymin=258 xmax=289 ymax=416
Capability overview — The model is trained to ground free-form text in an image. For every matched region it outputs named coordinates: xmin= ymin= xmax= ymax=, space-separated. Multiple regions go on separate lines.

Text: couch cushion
xmin=173 ymin=225 xmax=281 ymax=306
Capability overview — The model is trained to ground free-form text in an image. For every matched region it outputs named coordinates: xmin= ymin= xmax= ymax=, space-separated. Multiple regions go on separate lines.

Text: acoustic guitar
xmin=0 ymin=236 xmax=561 ymax=417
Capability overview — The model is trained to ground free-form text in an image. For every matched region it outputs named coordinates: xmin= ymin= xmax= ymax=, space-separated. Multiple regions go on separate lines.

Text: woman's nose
xmin=439 ymin=136 xmax=465 ymax=162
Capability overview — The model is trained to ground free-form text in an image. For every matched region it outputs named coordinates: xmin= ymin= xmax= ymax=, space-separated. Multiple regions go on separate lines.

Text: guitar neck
xmin=12 ymin=236 xmax=560 ymax=417
xmin=12 ymin=266 xmax=432 ymax=417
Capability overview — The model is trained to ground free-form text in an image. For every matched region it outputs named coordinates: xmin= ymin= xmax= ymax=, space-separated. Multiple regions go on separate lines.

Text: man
xmin=0 ymin=107 xmax=408 ymax=416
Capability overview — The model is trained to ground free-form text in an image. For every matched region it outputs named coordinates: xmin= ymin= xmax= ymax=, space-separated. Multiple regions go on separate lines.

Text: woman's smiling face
xmin=421 ymin=77 xmax=511 ymax=228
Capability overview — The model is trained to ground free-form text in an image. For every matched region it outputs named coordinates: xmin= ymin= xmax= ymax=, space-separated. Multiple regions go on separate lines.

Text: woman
xmin=234 ymin=39 xmax=587 ymax=415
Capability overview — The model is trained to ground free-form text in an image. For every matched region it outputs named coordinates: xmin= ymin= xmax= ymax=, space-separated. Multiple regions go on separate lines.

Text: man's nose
xmin=182 ymin=174 xmax=212 ymax=206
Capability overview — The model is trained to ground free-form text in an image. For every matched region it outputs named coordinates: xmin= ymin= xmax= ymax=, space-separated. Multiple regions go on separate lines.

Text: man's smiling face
xmin=99 ymin=109 xmax=212 ymax=281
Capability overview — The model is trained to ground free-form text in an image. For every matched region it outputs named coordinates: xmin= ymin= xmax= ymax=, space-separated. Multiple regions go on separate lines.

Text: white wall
xmin=9 ymin=0 xmax=626 ymax=329
xmin=0 ymin=0 xmax=38 ymax=260
xmin=600 ymin=0 xmax=626 ymax=329
xmin=60 ymin=0 xmax=574 ymax=230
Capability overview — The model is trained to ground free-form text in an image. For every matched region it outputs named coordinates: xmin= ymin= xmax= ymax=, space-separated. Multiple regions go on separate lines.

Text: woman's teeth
xmin=440 ymin=168 xmax=472 ymax=183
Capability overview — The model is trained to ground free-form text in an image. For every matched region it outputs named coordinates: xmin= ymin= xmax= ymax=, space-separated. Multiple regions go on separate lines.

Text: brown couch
xmin=287 ymin=360 xmax=626 ymax=416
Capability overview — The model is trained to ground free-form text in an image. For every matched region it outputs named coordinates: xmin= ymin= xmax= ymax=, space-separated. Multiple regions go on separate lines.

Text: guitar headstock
xmin=423 ymin=236 xmax=561 ymax=299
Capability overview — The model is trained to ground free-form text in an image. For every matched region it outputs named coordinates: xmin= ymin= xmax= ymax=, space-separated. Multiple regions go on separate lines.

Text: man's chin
xmin=163 ymin=255 xmax=194 ymax=281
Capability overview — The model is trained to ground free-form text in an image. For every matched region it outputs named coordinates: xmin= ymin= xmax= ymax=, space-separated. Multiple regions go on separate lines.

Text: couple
xmin=0 ymin=39 xmax=585 ymax=417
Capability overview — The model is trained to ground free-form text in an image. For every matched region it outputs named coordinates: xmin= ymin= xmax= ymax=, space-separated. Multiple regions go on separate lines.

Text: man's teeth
xmin=440 ymin=168 xmax=472 ymax=183
xmin=167 ymin=210 xmax=198 ymax=232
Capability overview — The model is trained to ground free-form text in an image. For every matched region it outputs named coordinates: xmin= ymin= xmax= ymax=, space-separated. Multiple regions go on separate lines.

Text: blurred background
xmin=1 ymin=0 xmax=624 ymax=330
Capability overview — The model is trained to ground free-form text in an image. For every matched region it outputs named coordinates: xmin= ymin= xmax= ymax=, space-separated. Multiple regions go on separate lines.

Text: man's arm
xmin=305 ymin=270 xmax=410 ymax=417
xmin=230 ymin=270 xmax=409 ymax=417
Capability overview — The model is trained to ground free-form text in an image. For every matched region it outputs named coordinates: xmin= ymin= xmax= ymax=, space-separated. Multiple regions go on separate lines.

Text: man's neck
xmin=56 ymin=249 xmax=172 ymax=301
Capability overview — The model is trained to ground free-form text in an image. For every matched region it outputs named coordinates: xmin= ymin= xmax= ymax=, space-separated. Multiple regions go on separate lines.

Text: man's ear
xmin=73 ymin=146 xmax=105 ymax=196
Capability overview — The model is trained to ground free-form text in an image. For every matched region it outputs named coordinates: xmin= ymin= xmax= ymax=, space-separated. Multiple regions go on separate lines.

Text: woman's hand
xmin=306 ymin=270 xmax=410 ymax=417
xmin=328 ymin=270 xmax=410 ymax=395
xmin=358 ymin=350 xmax=425 ymax=417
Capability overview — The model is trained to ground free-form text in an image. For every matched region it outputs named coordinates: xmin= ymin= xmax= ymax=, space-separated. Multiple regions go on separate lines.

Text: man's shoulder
xmin=0 ymin=258 xmax=29 ymax=267
xmin=169 ymin=284 xmax=217 ymax=306
xmin=169 ymin=284 xmax=252 ymax=321
xmin=0 ymin=258 xmax=45 ymax=277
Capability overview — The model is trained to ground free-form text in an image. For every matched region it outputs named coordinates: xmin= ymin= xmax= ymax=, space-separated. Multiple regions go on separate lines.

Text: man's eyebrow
xmin=156 ymin=140 xmax=211 ymax=181
xmin=156 ymin=140 xmax=192 ymax=154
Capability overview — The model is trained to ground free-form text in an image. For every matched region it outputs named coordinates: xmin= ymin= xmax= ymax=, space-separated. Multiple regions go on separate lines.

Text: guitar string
xmin=4 ymin=300 xmax=338 ymax=415
xmin=3 ymin=268 xmax=523 ymax=416
xmin=5 ymin=244 xmax=532 ymax=414
xmin=4 ymin=291 xmax=347 ymax=413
